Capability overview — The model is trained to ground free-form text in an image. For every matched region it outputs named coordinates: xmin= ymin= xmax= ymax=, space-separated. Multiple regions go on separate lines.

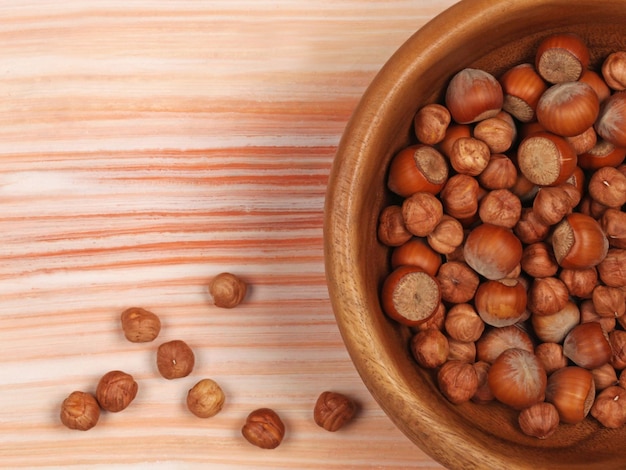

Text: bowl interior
xmin=325 ymin=1 xmax=626 ymax=469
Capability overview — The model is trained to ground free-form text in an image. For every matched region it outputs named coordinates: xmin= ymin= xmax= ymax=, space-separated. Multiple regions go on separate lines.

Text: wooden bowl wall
xmin=324 ymin=1 xmax=626 ymax=469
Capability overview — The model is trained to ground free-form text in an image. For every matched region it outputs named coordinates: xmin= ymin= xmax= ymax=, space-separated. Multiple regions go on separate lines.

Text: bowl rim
xmin=324 ymin=0 xmax=626 ymax=468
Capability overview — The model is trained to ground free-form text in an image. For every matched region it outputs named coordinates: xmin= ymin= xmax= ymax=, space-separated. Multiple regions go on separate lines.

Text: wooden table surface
xmin=0 ymin=1 xmax=458 ymax=468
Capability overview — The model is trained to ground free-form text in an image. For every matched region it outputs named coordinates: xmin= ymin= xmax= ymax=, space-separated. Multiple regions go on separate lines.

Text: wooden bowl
xmin=324 ymin=1 xmax=626 ymax=468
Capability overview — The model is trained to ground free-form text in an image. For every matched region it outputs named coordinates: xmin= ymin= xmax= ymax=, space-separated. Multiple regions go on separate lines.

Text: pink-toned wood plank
xmin=0 ymin=1 xmax=456 ymax=468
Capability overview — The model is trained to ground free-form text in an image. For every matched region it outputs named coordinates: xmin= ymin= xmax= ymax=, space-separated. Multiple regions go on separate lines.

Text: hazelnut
xmin=600 ymin=208 xmax=626 ymax=249
xmin=559 ymin=267 xmax=598 ymax=298
xmin=446 ymin=337 xmax=476 ymax=363
xmin=444 ymin=303 xmax=485 ymax=343
xmin=595 ymin=92 xmax=626 ymax=148
xmin=587 ymin=166 xmax=626 ymax=208
xmin=463 ymin=223 xmax=523 ymax=280
xmin=187 ymin=378 xmax=225 ymax=418
xmin=545 ymin=366 xmax=595 ymax=424
xmin=514 ymin=208 xmax=550 ymax=245
xmin=579 ymin=69 xmax=611 ymax=103
xmin=445 ymin=68 xmax=503 ymax=124
xmin=377 ymin=205 xmax=412 ymax=247
xmin=590 ymin=385 xmax=626 ymax=428
xmin=477 ymin=153 xmax=518 ymax=190
xmin=120 ymin=307 xmax=161 ymax=343
xmin=531 ymin=301 xmax=580 ymax=344
xmin=473 ymin=116 xmax=515 ymax=153
xmin=474 ymin=278 xmax=528 ymax=327
xmin=412 ymin=302 xmax=446 ymax=333
xmin=410 ymin=328 xmax=449 ymax=368
xmin=156 ymin=340 xmax=195 ymax=379
xmin=95 ymin=370 xmax=138 ymax=412
xmin=521 ymin=242 xmax=559 ymax=278
xmin=552 ymin=213 xmax=609 ymax=270
xmin=438 ymin=123 xmax=471 ymax=158
xmin=527 ymin=277 xmax=569 ymax=317
xmin=439 ymin=173 xmax=480 ymax=220
xmin=517 ymin=132 xmax=577 ymax=187
xmin=518 ymin=402 xmax=560 ymax=439
xmin=448 ymin=136 xmax=491 ymax=176
xmin=472 ymin=361 xmax=495 ymax=404
xmin=601 ymin=51 xmax=626 ymax=91
xmin=401 ymin=191 xmax=443 ymax=237
xmin=386 ymin=144 xmax=449 ymax=197
xmin=592 ymin=285 xmax=626 ymax=318
xmin=534 ymin=342 xmax=568 ymax=375
xmin=427 ymin=215 xmax=464 ymax=254
xmin=578 ymin=139 xmax=626 ymax=170
xmin=580 ymin=299 xmax=616 ymax=333
xmin=591 ymin=363 xmax=619 ymax=391
xmin=563 ymin=322 xmax=612 ymax=370
xmin=381 ymin=266 xmax=441 ymax=326
xmin=437 ymin=360 xmax=479 ymax=405
xmin=478 ymin=189 xmax=522 ymax=228
xmin=241 ymin=408 xmax=285 ymax=449
xmin=564 ymin=127 xmax=597 ymax=155
xmin=536 ymin=81 xmax=599 ymax=137
xmin=499 ymin=63 xmax=547 ymax=122
xmin=413 ymin=103 xmax=451 ymax=145
xmin=597 ymin=248 xmax=626 ymax=287
xmin=435 ymin=261 xmax=479 ymax=304
xmin=488 ymin=348 xmax=547 ymax=410
xmin=476 ymin=324 xmax=534 ymax=364
xmin=511 ymin=172 xmax=539 ymax=203
xmin=532 ymin=186 xmax=573 ymax=226
xmin=609 ymin=330 xmax=626 ymax=370
xmin=208 ymin=272 xmax=248 ymax=308
xmin=313 ymin=391 xmax=357 ymax=432
xmin=535 ymin=32 xmax=589 ymax=84
xmin=60 ymin=391 xmax=100 ymax=431
xmin=390 ymin=237 xmax=442 ymax=275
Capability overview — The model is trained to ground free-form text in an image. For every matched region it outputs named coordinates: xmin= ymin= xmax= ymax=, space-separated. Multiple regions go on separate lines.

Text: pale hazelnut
xmin=412 ymin=302 xmax=446 ymax=333
xmin=427 ymin=215 xmax=464 ymax=254
xmin=564 ymin=126 xmax=597 ymax=155
xmin=313 ymin=391 xmax=357 ymax=432
xmin=377 ymin=205 xmax=412 ymax=247
xmin=478 ymin=189 xmax=522 ymax=228
xmin=476 ymin=324 xmax=534 ymax=364
xmin=448 ymin=137 xmax=490 ymax=176
xmin=472 ymin=361 xmax=495 ymax=404
xmin=95 ymin=370 xmax=138 ymax=412
xmin=587 ymin=166 xmax=626 ymax=208
xmin=208 ymin=272 xmax=248 ymax=308
xmin=534 ymin=342 xmax=568 ymax=375
xmin=401 ymin=191 xmax=443 ymax=237
xmin=518 ymin=402 xmax=560 ymax=439
xmin=445 ymin=68 xmax=503 ymax=124
xmin=532 ymin=186 xmax=572 ymax=226
xmin=444 ymin=303 xmax=485 ymax=343
xmin=435 ymin=261 xmax=479 ymax=304
xmin=579 ymin=194 xmax=610 ymax=219
xmin=531 ymin=301 xmax=580 ymax=344
xmin=590 ymin=385 xmax=626 ymax=428
xmin=545 ymin=366 xmax=595 ymax=424
xmin=591 ymin=363 xmax=619 ymax=391
xmin=242 ymin=408 xmax=285 ymax=449
xmin=600 ymin=208 xmax=626 ymax=249
xmin=528 ymin=277 xmax=569 ymax=315
xmin=597 ymin=248 xmax=626 ymax=288
xmin=601 ymin=51 xmax=626 ymax=91
xmin=580 ymin=299 xmax=616 ymax=333
xmin=473 ymin=116 xmax=515 ymax=153
xmin=156 ymin=340 xmax=195 ymax=379
xmin=499 ymin=63 xmax=547 ymax=122
xmin=563 ymin=322 xmax=612 ymax=370
xmin=514 ymin=208 xmax=550 ymax=245
xmin=536 ymin=81 xmax=599 ymax=137
xmin=413 ymin=103 xmax=451 ymax=145
xmin=60 ymin=391 xmax=100 ymax=431
xmin=120 ymin=307 xmax=161 ymax=343
xmin=410 ymin=328 xmax=449 ymax=368
xmin=437 ymin=360 xmax=479 ymax=405
xmin=187 ymin=378 xmax=225 ymax=418
xmin=446 ymin=337 xmax=476 ymax=363
xmin=510 ymin=172 xmax=539 ymax=203
xmin=609 ymin=330 xmax=626 ymax=370
xmin=477 ymin=153 xmax=518 ymax=190
xmin=439 ymin=174 xmax=480 ymax=220
xmin=559 ymin=267 xmax=598 ymax=298
xmin=592 ymin=285 xmax=626 ymax=318
xmin=521 ymin=242 xmax=559 ymax=278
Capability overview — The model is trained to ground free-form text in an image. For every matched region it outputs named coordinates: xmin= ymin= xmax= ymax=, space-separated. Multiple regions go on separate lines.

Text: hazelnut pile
xmin=59 ymin=272 xmax=358 ymax=449
xmin=377 ymin=32 xmax=626 ymax=438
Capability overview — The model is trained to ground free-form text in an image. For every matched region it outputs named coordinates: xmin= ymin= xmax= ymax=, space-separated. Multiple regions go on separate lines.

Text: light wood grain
xmin=0 ymin=1 xmax=458 ymax=468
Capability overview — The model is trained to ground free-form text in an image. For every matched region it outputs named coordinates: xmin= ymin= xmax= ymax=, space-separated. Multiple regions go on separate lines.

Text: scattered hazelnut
xmin=517 ymin=132 xmax=577 ymax=187
xmin=387 ymin=144 xmax=449 ymax=197
xmin=600 ymin=208 xmax=626 ymax=249
xmin=478 ymin=189 xmax=522 ymax=228
xmin=476 ymin=324 xmax=534 ymax=364
xmin=208 ymin=272 xmax=248 ymax=308
xmin=413 ymin=103 xmax=451 ymax=145
xmin=448 ymin=136 xmax=491 ymax=176
xmin=563 ymin=322 xmax=612 ymax=370
xmin=445 ymin=68 xmax=503 ymax=124
xmin=473 ymin=115 xmax=515 ymax=153
xmin=241 ymin=408 xmax=285 ymax=449
xmin=401 ymin=191 xmax=443 ymax=237
xmin=532 ymin=186 xmax=573 ymax=226
xmin=439 ymin=173 xmax=480 ymax=220
xmin=545 ymin=366 xmax=595 ymax=424
xmin=592 ymin=285 xmax=626 ymax=318
xmin=536 ymin=81 xmax=599 ymax=137
xmin=601 ymin=51 xmax=626 ymax=91
xmin=527 ymin=277 xmax=570 ymax=316
xmin=463 ymin=223 xmax=523 ymax=281
xmin=597 ymin=248 xmax=626 ymax=287
xmin=427 ymin=215 xmax=464 ymax=255
xmin=156 ymin=340 xmax=195 ymax=379
xmin=587 ymin=166 xmax=626 ymax=208
xmin=60 ymin=391 xmax=100 ymax=431
xmin=499 ymin=63 xmax=547 ymax=122
xmin=591 ymin=363 xmax=619 ymax=391
xmin=552 ymin=213 xmax=609 ymax=269
xmin=521 ymin=242 xmax=559 ymax=278
xmin=436 ymin=261 xmax=479 ymax=304
xmin=534 ymin=342 xmax=568 ymax=375
xmin=444 ymin=303 xmax=485 ymax=343
xmin=471 ymin=361 xmax=495 ymax=404
xmin=531 ymin=301 xmax=580 ymax=344
xmin=186 ymin=378 xmax=226 ymax=418
xmin=120 ymin=307 xmax=161 ymax=343
xmin=559 ymin=267 xmax=598 ymax=298
xmin=535 ymin=32 xmax=589 ymax=84
xmin=390 ymin=237 xmax=442 ymax=275
xmin=446 ymin=337 xmax=476 ymax=363
xmin=313 ymin=391 xmax=357 ymax=432
xmin=95 ymin=370 xmax=138 ymax=412
xmin=477 ymin=153 xmax=518 ymax=190
xmin=595 ymin=92 xmax=626 ymax=148
xmin=514 ymin=208 xmax=550 ymax=245
xmin=474 ymin=278 xmax=527 ymax=327
xmin=377 ymin=205 xmax=412 ymax=247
